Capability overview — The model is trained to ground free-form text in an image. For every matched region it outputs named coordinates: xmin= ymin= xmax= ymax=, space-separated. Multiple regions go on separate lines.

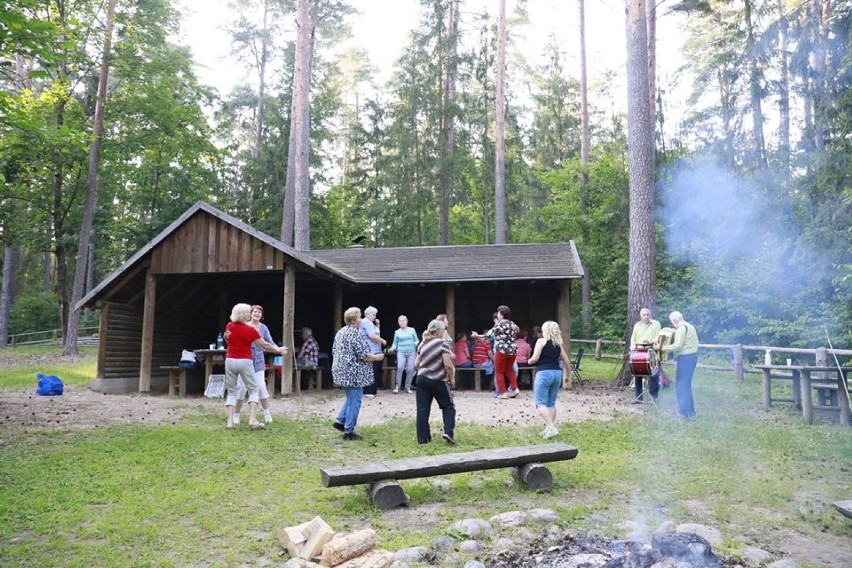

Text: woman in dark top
xmin=527 ymin=320 xmax=572 ymax=439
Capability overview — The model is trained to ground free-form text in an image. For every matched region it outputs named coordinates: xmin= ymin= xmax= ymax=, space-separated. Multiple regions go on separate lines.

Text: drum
xmin=629 ymin=348 xmax=658 ymax=377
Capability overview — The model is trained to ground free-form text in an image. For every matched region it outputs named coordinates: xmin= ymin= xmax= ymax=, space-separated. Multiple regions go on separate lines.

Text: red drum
xmin=629 ymin=348 xmax=658 ymax=377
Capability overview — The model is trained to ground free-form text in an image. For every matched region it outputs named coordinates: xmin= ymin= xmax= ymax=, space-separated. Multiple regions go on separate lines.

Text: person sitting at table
xmin=454 ymin=332 xmax=473 ymax=368
xmin=232 ymin=305 xmax=280 ymax=425
xmin=297 ymin=327 xmax=319 ymax=368
xmin=471 ymin=333 xmax=495 ymax=390
xmin=223 ymin=303 xmax=287 ymax=430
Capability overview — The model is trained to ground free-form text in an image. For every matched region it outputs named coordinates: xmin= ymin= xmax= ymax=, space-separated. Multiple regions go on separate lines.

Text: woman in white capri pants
xmin=223 ymin=303 xmax=286 ymax=429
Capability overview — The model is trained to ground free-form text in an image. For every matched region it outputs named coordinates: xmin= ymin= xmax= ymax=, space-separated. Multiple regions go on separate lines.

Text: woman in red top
xmin=224 ymin=303 xmax=286 ymax=430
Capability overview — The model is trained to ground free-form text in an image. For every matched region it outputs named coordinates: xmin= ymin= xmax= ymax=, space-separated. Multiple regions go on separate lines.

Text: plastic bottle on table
xmin=764 ymin=349 xmax=772 ymax=366
xmin=216 ymin=332 xmax=224 ymax=350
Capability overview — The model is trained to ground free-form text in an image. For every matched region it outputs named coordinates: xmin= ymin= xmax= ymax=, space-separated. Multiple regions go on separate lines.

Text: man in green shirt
xmin=630 ymin=308 xmax=662 ymax=403
xmin=662 ymin=311 xmax=700 ymax=418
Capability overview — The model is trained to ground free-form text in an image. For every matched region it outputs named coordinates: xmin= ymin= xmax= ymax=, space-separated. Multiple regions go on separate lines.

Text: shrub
xmin=9 ymin=292 xmax=61 ymax=336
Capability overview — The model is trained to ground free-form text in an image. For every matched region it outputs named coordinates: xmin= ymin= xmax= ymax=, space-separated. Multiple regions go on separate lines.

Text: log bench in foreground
xmin=320 ymin=443 xmax=578 ymax=509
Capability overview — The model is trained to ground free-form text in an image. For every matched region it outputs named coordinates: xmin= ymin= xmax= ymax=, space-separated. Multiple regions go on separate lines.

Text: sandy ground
xmin=0 ymin=381 xmax=635 ymax=431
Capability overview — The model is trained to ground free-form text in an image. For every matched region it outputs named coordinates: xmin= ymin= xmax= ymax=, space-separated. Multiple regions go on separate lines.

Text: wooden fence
xmin=4 ymin=327 xmax=99 ymax=347
xmin=573 ymin=338 xmax=852 ymax=381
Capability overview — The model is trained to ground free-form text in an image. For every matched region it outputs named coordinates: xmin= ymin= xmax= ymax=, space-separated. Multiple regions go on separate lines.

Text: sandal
xmin=248 ymin=422 xmax=265 ymax=430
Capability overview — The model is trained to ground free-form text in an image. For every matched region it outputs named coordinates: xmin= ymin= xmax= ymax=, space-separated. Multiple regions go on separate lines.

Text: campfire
xmin=487 ymin=526 xmax=733 ymax=568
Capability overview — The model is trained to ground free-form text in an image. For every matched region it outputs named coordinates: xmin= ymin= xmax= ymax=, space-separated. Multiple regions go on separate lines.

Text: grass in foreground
xmin=0 ymin=349 xmax=850 ymax=567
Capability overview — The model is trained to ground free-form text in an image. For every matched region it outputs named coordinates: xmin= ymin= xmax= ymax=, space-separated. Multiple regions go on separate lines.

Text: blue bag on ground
xmin=36 ymin=373 xmax=64 ymax=396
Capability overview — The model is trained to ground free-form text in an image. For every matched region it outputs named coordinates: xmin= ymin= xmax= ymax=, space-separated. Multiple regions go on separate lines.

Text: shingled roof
xmin=311 ymin=242 xmax=584 ymax=284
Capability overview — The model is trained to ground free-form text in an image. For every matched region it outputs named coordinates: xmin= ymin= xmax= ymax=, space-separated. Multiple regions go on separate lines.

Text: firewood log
xmin=320 ymin=529 xmax=377 ymax=566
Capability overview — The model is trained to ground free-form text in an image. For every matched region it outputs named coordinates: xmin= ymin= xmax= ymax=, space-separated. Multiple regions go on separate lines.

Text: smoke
xmin=658 ymin=160 xmax=765 ymax=266
xmin=655 ymin=157 xmax=798 ymax=344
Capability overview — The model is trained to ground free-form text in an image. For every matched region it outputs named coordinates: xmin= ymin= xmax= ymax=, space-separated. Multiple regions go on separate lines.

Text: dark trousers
xmin=634 ymin=372 xmax=660 ymax=399
xmin=415 ymin=377 xmax=456 ymax=444
xmin=362 ymin=360 xmax=381 ymax=395
xmin=675 ymin=353 xmax=698 ymax=417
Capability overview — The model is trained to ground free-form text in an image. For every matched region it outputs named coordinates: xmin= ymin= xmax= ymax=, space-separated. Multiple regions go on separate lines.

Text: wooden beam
xmin=282 ymin=263 xmax=296 ymax=395
xmin=333 ymin=282 xmax=342 ymax=330
xmin=559 ymin=280 xmax=571 ymax=376
xmin=321 ymin=443 xmax=577 ymax=487
xmin=445 ymin=284 xmax=455 ymax=339
xmin=139 ymin=269 xmax=156 ymax=392
xmin=96 ymin=303 xmax=109 ymax=380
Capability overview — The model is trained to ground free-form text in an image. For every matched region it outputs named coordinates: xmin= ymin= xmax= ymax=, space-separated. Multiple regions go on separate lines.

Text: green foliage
xmin=8 ymin=292 xmax=60 ymax=335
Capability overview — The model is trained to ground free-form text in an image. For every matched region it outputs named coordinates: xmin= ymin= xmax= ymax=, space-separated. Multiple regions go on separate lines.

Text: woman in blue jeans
xmin=331 ymin=307 xmax=385 ymax=440
xmin=527 ymin=321 xmax=573 ymax=439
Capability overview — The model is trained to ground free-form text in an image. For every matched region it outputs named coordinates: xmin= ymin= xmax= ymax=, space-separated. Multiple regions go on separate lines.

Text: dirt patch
xmin=0 ymin=381 xmax=632 ymax=431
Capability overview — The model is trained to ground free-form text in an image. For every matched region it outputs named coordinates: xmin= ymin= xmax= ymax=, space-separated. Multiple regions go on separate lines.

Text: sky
xmin=177 ymin=0 xmax=688 ymax=117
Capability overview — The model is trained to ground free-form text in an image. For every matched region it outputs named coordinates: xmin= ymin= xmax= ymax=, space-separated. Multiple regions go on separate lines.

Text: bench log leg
xmin=512 ymin=463 xmax=553 ymax=490
xmin=168 ymin=369 xmax=187 ymax=397
xmin=367 ymin=479 xmax=410 ymax=510
xmin=474 ymin=369 xmax=481 ymax=392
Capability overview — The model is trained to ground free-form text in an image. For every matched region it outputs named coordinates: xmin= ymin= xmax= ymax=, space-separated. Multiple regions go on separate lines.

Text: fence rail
xmin=573 ymin=338 xmax=852 ymax=381
xmin=3 ymin=327 xmax=99 ymax=347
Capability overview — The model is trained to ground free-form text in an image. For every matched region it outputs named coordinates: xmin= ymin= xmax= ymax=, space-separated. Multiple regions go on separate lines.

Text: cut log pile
xmin=278 ymin=516 xmax=392 ymax=567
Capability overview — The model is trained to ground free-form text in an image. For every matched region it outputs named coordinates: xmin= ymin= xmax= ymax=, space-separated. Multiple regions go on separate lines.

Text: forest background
xmin=0 ymin=0 xmax=850 ymax=353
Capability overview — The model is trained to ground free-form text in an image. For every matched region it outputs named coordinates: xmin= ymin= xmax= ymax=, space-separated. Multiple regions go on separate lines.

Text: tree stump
xmin=513 ymin=463 xmax=553 ymax=490
xmin=367 ymin=479 xmax=409 ymax=510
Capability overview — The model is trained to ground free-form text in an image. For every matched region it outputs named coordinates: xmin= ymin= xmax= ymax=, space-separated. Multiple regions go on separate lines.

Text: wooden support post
xmin=368 ymin=480 xmax=409 ymax=510
xmin=512 ymin=462 xmax=553 ymax=490
xmin=761 ymin=368 xmax=772 ymax=409
xmin=445 ymin=284 xmax=455 ymax=339
xmin=334 ymin=282 xmax=343 ymax=329
xmin=558 ymin=280 xmax=571 ymax=378
xmin=139 ymin=270 xmax=156 ymax=392
xmin=815 ymin=347 xmax=828 ymax=381
xmin=96 ymin=303 xmax=109 ymax=380
xmin=282 ymin=263 xmax=296 ymax=396
xmin=733 ymin=344 xmax=744 ymax=381
xmin=595 ymin=338 xmax=602 ymax=361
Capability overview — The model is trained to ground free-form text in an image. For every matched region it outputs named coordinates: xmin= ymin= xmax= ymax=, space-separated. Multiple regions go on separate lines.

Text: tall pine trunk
xmin=281 ymin=0 xmax=313 ymax=250
xmin=64 ymin=0 xmax=117 ymax=355
xmin=494 ymin=0 xmax=507 ymax=244
xmin=579 ymin=0 xmax=591 ymax=337
xmin=776 ymin=0 xmax=790 ymax=173
xmin=744 ymin=0 xmax=767 ymax=170
xmin=253 ymin=0 xmax=270 ymax=161
xmin=438 ymin=0 xmax=459 ymax=246
xmin=625 ymin=0 xmax=657 ymax=358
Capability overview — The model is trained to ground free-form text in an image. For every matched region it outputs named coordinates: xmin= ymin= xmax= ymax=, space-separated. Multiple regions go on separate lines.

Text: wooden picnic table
xmin=755 ymin=364 xmax=851 ymax=426
xmin=194 ymin=348 xmax=226 ymax=388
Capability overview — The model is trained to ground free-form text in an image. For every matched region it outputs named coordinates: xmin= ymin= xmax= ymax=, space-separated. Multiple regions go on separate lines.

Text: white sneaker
xmin=393 ymin=388 xmax=399 ymax=394
xmin=233 ymin=413 xmax=241 ymax=425
xmin=263 ymin=411 xmax=273 ymax=424
xmin=542 ymin=427 xmax=559 ymax=439
xmin=364 ymin=394 xmax=376 ymax=399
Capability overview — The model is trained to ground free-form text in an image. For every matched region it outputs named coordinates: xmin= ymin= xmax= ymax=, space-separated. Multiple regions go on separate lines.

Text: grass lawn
xmin=0 ymin=349 xmax=850 ymax=567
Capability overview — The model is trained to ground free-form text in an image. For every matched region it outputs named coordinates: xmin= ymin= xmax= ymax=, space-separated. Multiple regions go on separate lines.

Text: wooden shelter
xmin=78 ymin=202 xmax=584 ymax=394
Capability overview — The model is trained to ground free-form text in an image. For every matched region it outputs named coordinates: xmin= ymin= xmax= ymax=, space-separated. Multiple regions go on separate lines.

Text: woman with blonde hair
xmin=223 ymin=303 xmax=287 ymax=430
xmin=331 ymin=307 xmax=385 ymax=440
xmin=527 ymin=320 xmax=573 ymax=439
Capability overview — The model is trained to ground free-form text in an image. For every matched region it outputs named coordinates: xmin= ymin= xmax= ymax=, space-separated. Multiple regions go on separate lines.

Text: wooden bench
xmin=813 ymin=383 xmax=852 ymax=407
xmin=160 ymin=366 xmax=187 ymax=397
xmin=320 ymin=443 xmax=578 ymax=509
